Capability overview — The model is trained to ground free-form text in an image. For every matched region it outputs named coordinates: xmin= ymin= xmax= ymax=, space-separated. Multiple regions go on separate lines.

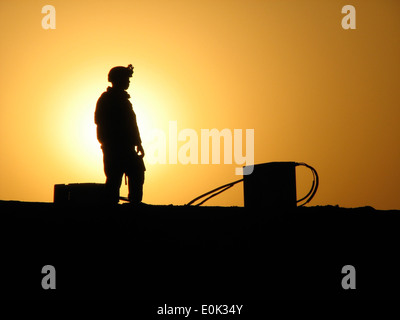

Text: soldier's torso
xmin=95 ymin=87 xmax=138 ymax=147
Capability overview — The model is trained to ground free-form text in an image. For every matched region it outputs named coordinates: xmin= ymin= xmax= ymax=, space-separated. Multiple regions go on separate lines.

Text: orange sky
xmin=0 ymin=0 xmax=399 ymax=209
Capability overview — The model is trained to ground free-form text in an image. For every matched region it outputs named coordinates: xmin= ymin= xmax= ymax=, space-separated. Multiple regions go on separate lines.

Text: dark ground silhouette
xmin=0 ymin=200 xmax=399 ymax=301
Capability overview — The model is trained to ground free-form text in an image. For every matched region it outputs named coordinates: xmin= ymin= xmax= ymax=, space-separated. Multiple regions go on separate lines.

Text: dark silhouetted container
xmin=54 ymin=183 xmax=106 ymax=204
xmin=243 ymin=162 xmax=297 ymax=210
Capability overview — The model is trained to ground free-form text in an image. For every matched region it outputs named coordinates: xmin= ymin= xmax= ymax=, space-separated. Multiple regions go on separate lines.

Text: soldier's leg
xmin=103 ymin=149 xmax=124 ymax=204
xmin=127 ymin=169 xmax=145 ymax=204
xmin=105 ymin=172 xmax=123 ymax=204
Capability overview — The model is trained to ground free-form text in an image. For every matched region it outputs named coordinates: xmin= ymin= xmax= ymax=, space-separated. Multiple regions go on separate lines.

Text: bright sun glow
xmin=45 ymin=66 xmax=174 ymax=191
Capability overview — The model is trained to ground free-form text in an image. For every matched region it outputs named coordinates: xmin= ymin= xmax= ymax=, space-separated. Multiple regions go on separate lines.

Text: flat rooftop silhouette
xmin=1 ymin=200 xmax=399 ymax=300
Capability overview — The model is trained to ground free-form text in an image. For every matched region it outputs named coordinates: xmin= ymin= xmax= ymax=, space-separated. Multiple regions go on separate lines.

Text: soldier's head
xmin=108 ymin=64 xmax=134 ymax=90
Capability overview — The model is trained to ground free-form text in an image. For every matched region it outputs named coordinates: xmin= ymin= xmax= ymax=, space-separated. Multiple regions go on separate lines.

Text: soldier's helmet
xmin=108 ymin=64 xmax=134 ymax=83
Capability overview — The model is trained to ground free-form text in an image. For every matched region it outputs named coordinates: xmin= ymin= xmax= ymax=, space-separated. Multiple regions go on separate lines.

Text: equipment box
xmin=54 ymin=183 xmax=106 ymax=205
xmin=243 ymin=162 xmax=297 ymax=210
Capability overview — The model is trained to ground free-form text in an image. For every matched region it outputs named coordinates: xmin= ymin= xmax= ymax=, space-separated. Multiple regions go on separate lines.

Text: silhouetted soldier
xmin=95 ymin=64 xmax=145 ymax=204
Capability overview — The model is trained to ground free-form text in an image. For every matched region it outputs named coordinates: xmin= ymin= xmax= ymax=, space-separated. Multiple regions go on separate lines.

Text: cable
xmin=185 ymin=179 xmax=243 ymax=206
xmin=295 ymin=162 xmax=319 ymax=207
xmin=195 ymin=185 xmax=234 ymax=206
